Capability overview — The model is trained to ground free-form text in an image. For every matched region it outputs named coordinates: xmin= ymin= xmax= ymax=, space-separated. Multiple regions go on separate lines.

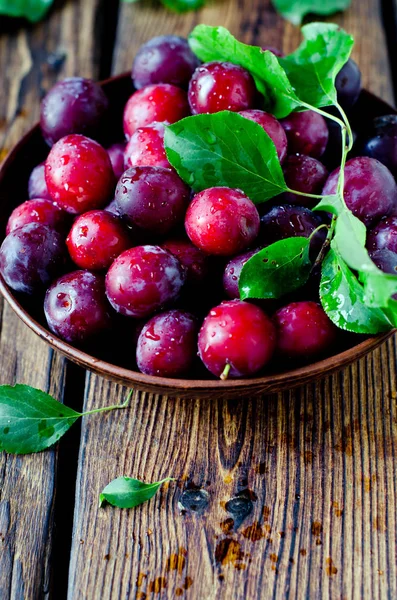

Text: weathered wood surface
xmin=0 ymin=1 xmax=102 ymax=597
xmin=67 ymin=1 xmax=397 ymax=599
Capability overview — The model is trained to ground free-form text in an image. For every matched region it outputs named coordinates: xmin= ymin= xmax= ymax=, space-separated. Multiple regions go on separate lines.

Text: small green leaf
xmin=279 ymin=23 xmax=354 ymax=108
xmin=0 ymin=385 xmax=131 ymax=455
xmin=165 ymin=112 xmax=287 ymax=203
xmin=161 ymin=0 xmax=205 ymax=12
xmin=99 ymin=477 xmax=174 ymax=509
xmin=272 ymin=0 xmax=351 ymax=26
xmin=0 ymin=385 xmax=80 ymax=454
xmin=320 ymin=249 xmax=392 ymax=334
xmin=0 ymin=0 xmax=54 ymax=22
xmin=239 ymin=237 xmax=312 ymax=300
xmin=188 ymin=25 xmax=301 ymax=117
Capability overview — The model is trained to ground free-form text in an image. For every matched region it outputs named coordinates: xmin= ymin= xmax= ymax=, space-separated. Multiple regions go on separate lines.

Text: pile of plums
xmin=1 ymin=35 xmax=396 ymax=380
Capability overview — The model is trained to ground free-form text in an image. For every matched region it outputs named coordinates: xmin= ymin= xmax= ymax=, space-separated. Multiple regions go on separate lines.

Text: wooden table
xmin=0 ymin=0 xmax=396 ymax=598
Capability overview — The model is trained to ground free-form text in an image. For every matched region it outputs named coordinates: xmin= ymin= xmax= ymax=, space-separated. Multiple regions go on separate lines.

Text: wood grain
xmin=0 ymin=1 xmax=102 ymax=597
xmin=68 ymin=1 xmax=397 ymax=599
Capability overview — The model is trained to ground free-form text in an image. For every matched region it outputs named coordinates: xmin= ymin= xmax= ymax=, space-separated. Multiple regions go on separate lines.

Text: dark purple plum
xmin=132 ymin=35 xmax=200 ymax=90
xmin=361 ymin=115 xmax=397 ymax=178
xmin=282 ymin=154 xmax=328 ymax=208
xmin=44 ymin=270 xmax=112 ymax=343
xmin=367 ymin=216 xmax=397 ymax=254
xmin=259 ymin=205 xmax=326 ymax=251
xmin=335 ymin=59 xmax=362 ymax=111
xmin=28 ymin=163 xmax=52 ymax=200
xmin=370 ymin=248 xmax=397 ymax=275
xmin=40 ymin=77 xmax=109 ymax=146
xmin=105 ymin=245 xmax=185 ymax=318
xmin=0 ymin=223 xmax=66 ymax=294
xmin=115 ymin=166 xmax=190 ymax=235
xmin=222 ymin=250 xmax=257 ymax=299
xmin=136 ymin=309 xmax=198 ymax=376
xmin=280 ymin=110 xmax=329 ymax=158
xmin=323 ymin=157 xmax=397 ymax=226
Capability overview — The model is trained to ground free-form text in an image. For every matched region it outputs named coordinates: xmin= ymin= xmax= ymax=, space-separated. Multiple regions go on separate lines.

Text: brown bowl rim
xmin=0 ymin=74 xmax=395 ymax=395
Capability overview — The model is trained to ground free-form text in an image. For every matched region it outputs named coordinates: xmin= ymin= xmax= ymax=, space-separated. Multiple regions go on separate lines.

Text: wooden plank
xmin=0 ymin=1 xmax=104 ymax=596
xmin=68 ymin=1 xmax=397 ymax=598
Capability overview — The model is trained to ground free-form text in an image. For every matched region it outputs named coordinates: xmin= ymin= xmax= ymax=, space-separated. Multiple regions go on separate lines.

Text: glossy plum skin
xmin=239 ymin=110 xmax=288 ymax=163
xmin=185 ymin=187 xmax=260 ymax=256
xmin=260 ymin=205 xmax=325 ymax=246
xmin=273 ymin=301 xmax=336 ymax=359
xmin=28 ymin=163 xmax=52 ymax=200
xmin=66 ymin=210 xmax=131 ymax=270
xmin=222 ymin=250 xmax=257 ymax=299
xmin=132 ymin=35 xmax=200 ymax=90
xmin=370 ymin=249 xmax=397 ymax=275
xmin=367 ymin=217 xmax=397 ymax=253
xmin=162 ymin=238 xmax=210 ymax=287
xmin=188 ymin=61 xmax=256 ymax=115
xmin=115 ymin=166 xmax=190 ymax=235
xmin=335 ymin=59 xmax=362 ymax=111
xmin=105 ymin=245 xmax=185 ymax=318
xmin=123 ymin=84 xmax=189 ymax=139
xmin=124 ymin=122 xmax=171 ymax=169
xmin=361 ymin=115 xmax=397 ymax=178
xmin=198 ymin=300 xmax=276 ymax=378
xmin=136 ymin=309 xmax=198 ymax=376
xmin=44 ymin=270 xmax=112 ymax=344
xmin=280 ymin=110 xmax=329 ymax=158
xmin=107 ymin=143 xmax=126 ymax=179
xmin=6 ymin=199 xmax=66 ymax=235
xmin=45 ymin=134 xmax=115 ymax=214
xmin=282 ymin=154 xmax=328 ymax=207
xmin=322 ymin=157 xmax=397 ymax=226
xmin=0 ymin=223 xmax=66 ymax=294
xmin=40 ymin=77 xmax=109 ymax=146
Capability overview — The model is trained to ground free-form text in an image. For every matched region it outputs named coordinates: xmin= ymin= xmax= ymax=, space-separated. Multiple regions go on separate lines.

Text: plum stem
xmin=220 ymin=363 xmax=231 ymax=381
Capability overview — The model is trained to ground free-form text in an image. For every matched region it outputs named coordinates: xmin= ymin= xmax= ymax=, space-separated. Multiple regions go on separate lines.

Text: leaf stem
xmin=311 ymin=216 xmax=337 ymax=273
xmin=81 ymin=390 xmax=132 ymax=417
xmin=335 ymin=102 xmax=354 ymax=152
xmin=285 ymin=188 xmax=324 ymax=200
xmin=299 ymin=101 xmax=345 ymax=130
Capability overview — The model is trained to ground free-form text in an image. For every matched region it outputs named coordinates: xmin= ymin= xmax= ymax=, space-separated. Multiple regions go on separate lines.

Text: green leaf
xmin=239 ymin=237 xmax=312 ymax=300
xmin=164 ymin=112 xmax=287 ymax=203
xmin=99 ymin=477 xmax=174 ymax=509
xmin=0 ymin=0 xmax=53 ymax=22
xmin=279 ymin=23 xmax=354 ymax=108
xmin=160 ymin=0 xmax=205 ymax=11
xmin=272 ymin=0 xmax=351 ymax=26
xmin=188 ymin=25 xmax=302 ymax=117
xmin=0 ymin=385 xmax=131 ymax=455
xmin=0 ymin=385 xmax=80 ymax=454
xmin=320 ymin=249 xmax=392 ymax=334
xmin=314 ymin=194 xmax=397 ymax=307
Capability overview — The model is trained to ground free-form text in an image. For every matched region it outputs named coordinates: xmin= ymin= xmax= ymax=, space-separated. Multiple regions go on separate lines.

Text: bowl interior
xmin=0 ymin=75 xmax=395 ymax=398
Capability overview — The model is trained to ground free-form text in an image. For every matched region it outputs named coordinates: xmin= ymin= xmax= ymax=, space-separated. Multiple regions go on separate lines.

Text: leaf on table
xmin=239 ymin=237 xmax=312 ymax=300
xmin=0 ymin=0 xmax=54 ymax=22
xmin=164 ymin=111 xmax=288 ymax=204
xmin=160 ymin=0 xmax=205 ymax=12
xmin=99 ymin=476 xmax=174 ymax=509
xmin=0 ymin=385 xmax=80 ymax=455
xmin=279 ymin=22 xmax=354 ymax=108
xmin=272 ymin=0 xmax=351 ymax=26
xmin=188 ymin=25 xmax=302 ymax=117
xmin=320 ymin=248 xmax=393 ymax=334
